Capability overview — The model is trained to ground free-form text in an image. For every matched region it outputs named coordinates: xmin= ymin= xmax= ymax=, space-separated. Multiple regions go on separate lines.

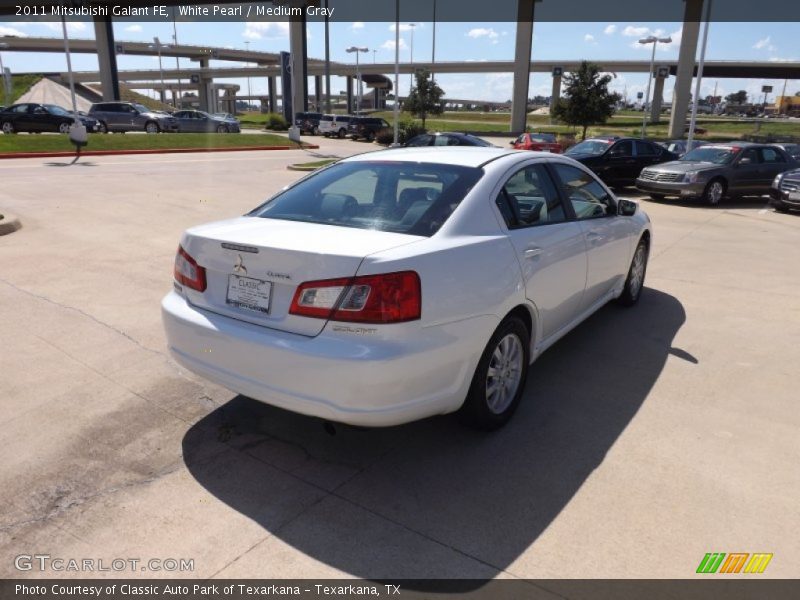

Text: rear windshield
xmin=530 ymin=133 xmax=557 ymax=143
xmin=249 ymin=161 xmax=483 ymax=237
xmin=566 ymin=140 xmax=613 ymax=155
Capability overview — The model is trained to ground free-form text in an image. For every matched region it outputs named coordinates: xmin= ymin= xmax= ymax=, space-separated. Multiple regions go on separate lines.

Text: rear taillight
xmin=174 ymin=245 xmax=207 ymax=292
xmin=289 ymin=271 xmax=421 ymax=324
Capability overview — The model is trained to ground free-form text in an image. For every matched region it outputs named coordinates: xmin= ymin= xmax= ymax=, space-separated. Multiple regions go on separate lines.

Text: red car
xmin=511 ymin=132 xmax=563 ymax=153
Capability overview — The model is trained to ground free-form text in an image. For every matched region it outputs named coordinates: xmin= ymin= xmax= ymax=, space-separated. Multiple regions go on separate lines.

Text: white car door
xmin=494 ymin=162 xmax=588 ymax=341
xmin=550 ymin=163 xmax=633 ymax=311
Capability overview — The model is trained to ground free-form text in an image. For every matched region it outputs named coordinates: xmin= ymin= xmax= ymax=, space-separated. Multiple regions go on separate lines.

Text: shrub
xmin=264 ymin=113 xmax=288 ymax=131
xmin=375 ymin=127 xmax=395 ymax=145
xmin=374 ymin=119 xmax=427 ymax=146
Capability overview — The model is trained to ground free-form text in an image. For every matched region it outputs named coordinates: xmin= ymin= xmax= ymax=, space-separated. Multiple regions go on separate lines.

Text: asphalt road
xmin=0 ymin=136 xmax=798 ymax=580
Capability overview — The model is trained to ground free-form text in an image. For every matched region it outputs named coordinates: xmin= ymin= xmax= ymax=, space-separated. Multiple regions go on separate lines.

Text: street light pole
xmin=409 ymin=23 xmax=416 ymax=95
xmin=0 ymin=42 xmax=9 ymax=109
xmin=393 ymin=0 xmax=400 ymax=144
xmin=638 ymin=35 xmax=672 ymax=138
xmin=172 ymin=12 xmax=181 ymax=109
xmin=431 ymin=0 xmax=437 ymax=80
xmin=346 ymin=46 xmax=368 ymax=114
xmin=245 ymin=40 xmax=252 ymax=111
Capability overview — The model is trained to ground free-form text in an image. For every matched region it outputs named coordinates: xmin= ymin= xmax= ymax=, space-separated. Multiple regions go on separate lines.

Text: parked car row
xmin=0 ymin=102 xmax=242 ymax=135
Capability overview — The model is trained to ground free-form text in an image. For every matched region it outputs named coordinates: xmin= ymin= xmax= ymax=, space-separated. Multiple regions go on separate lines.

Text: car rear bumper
xmin=635 ymin=178 xmax=705 ymax=197
xmin=162 ymin=291 xmax=492 ymax=426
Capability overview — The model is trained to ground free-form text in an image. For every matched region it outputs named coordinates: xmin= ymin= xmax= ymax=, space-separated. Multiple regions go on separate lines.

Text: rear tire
xmin=649 ymin=193 xmax=666 ymax=201
xmin=459 ymin=317 xmax=530 ymax=430
xmin=1 ymin=121 xmax=15 ymax=134
xmin=366 ymin=131 xmax=376 ymax=143
xmin=337 ymin=128 xmax=346 ymax=139
xmin=616 ymin=237 xmax=649 ymax=307
xmin=702 ymin=178 xmax=726 ymax=206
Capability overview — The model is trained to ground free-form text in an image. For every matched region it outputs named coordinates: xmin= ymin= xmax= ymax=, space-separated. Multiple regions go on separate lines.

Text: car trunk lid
xmin=179 ymin=217 xmax=423 ymax=336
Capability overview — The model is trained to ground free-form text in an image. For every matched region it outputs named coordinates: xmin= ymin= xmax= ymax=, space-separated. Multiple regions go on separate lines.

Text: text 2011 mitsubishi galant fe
xmin=162 ymin=147 xmax=652 ymax=429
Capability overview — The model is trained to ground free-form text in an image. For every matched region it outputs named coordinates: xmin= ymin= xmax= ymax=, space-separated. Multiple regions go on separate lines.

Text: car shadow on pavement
xmin=182 ymin=288 xmax=686 ymax=582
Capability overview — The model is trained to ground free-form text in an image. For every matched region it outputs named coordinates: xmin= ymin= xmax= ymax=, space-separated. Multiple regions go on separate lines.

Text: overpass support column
xmin=267 ymin=76 xmax=276 ymax=113
xmin=289 ymin=16 xmax=308 ymax=115
xmin=549 ymin=67 xmax=563 ymax=124
xmin=651 ymin=72 xmax=667 ymax=123
xmin=668 ymin=0 xmax=703 ymax=138
xmin=314 ymin=75 xmax=322 ymax=110
xmin=197 ymin=58 xmax=212 ymax=113
xmin=93 ymin=18 xmax=120 ymax=101
xmin=346 ymin=77 xmax=353 ymax=114
xmin=510 ymin=0 xmax=536 ymax=133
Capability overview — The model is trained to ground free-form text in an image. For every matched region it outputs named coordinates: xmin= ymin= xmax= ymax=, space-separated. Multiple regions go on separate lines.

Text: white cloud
xmin=768 ymin=56 xmax=798 ymax=63
xmin=351 ymin=22 xmax=364 ymax=31
xmin=622 ymin=25 xmax=651 ymax=37
xmin=389 ymin=23 xmax=417 ymax=32
xmin=467 ymin=28 xmax=499 ymax=40
xmin=242 ymin=22 xmax=288 ymax=40
xmin=0 ymin=25 xmax=27 ymax=37
xmin=604 ymin=25 xmax=617 ymax=35
xmin=753 ymin=36 xmax=777 ymax=51
xmin=41 ymin=21 xmax=86 ymax=34
xmin=381 ymin=38 xmax=408 ymax=51
xmin=124 ymin=25 xmax=143 ymax=33
xmin=584 ymin=34 xmax=596 ymax=43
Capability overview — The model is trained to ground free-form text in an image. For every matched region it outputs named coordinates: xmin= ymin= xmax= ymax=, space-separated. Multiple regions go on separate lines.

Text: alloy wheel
xmin=485 ymin=333 xmax=524 ymax=415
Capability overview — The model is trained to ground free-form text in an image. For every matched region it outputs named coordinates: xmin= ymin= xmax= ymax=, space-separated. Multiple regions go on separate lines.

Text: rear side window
xmin=760 ymin=148 xmax=786 ymax=163
xmin=609 ymin=140 xmax=633 ymax=156
xmin=496 ymin=164 xmax=567 ymax=228
xmin=635 ymin=141 xmax=657 ymax=156
xmin=250 ymin=162 xmax=483 ymax=237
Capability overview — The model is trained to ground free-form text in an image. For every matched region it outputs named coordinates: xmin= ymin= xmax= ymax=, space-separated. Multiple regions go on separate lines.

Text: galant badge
xmin=233 ymin=254 xmax=247 ymax=275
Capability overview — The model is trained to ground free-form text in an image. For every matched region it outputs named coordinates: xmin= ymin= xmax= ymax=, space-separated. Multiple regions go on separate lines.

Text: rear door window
xmin=760 ymin=147 xmax=786 ymax=163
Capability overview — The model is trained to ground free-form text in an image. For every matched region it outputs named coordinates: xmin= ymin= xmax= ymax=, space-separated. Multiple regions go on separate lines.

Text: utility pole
xmin=172 ymin=11 xmax=181 ymax=109
xmin=409 ymin=23 xmax=416 ymax=95
xmin=245 ymin=40 xmax=252 ymax=111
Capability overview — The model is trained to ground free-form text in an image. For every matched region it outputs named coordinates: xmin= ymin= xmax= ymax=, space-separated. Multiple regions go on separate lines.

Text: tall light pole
xmin=372 ymin=49 xmax=377 ymax=63
xmin=245 ymin=40 xmax=252 ymax=111
xmin=431 ymin=0 xmax=437 ymax=80
xmin=172 ymin=12 xmax=182 ymax=109
xmin=149 ymin=37 xmax=169 ymax=106
xmin=638 ymin=35 xmax=672 ymax=138
xmin=687 ymin=0 xmax=712 ymax=152
xmin=408 ymin=23 xmax=416 ymax=94
xmin=393 ymin=0 xmax=400 ymax=144
xmin=0 ymin=42 xmax=9 ymax=109
xmin=346 ymin=46 xmax=368 ymax=114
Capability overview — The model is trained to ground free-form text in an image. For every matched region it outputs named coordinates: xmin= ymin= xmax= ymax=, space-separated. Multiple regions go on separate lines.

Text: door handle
xmin=586 ymin=230 xmax=604 ymax=243
xmin=524 ymin=246 xmax=543 ymax=259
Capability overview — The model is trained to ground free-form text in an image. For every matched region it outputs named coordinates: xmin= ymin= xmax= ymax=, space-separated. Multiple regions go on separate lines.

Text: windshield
xmin=249 ymin=161 xmax=483 ymax=237
xmin=566 ymin=140 xmax=613 ymax=155
xmin=464 ymin=134 xmax=493 ymax=147
xmin=133 ymin=104 xmax=150 ymax=114
xmin=680 ymin=147 xmax=738 ymax=164
xmin=44 ymin=105 xmax=71 ymax=116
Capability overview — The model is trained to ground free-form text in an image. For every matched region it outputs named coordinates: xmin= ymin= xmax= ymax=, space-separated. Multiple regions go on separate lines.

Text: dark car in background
xmin=769 ymin=168 xmax=800 ymax=212
xmin=348 ymin=116 xmax=391 ymax=142
xmin=0 ymin=103 xmax=98 ymax=134
xmin=294 ymin=112 xmax=323 ymax=135
xmin=565 ymin=137 xmax=677 ymax=187
xmin=404 ymin=132 xmax=494 ymax=147
xmin=511 ymin=132 xmax=563 ymax=153
xmin=636 ymin=143 xmax=797 ymax=205
xmin=88 ymin=102 xmax=179 ymax=133
xmin=770 ymin=143 xmax=800 ymax=161
xmin=658 ymin=139 xmax=708 ymax=157
xmin=173 ymin=110 xmax=240 ymax=133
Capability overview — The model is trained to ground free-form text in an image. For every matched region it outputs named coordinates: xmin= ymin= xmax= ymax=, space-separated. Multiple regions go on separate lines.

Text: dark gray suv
xmin=88 ymin=102 xmax=178 ymax=134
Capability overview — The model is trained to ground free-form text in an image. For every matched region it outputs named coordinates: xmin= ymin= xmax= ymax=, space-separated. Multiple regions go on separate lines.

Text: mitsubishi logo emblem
xmin=233 ymin=254 xmax=247 ymax=275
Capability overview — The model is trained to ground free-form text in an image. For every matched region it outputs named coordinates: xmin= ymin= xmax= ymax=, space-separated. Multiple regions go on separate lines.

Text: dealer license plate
xmin=226 ymin=275 xmax=272 ymax=313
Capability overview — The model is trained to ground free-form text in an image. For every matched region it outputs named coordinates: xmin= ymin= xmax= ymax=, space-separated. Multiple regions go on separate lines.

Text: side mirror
xmin=738 ymin=157 xmax=752 ymax=165
xmin=618 ymin=199 xmax=637 ymax=216
xmin=509 ymin=140 xmax=515 ymax=145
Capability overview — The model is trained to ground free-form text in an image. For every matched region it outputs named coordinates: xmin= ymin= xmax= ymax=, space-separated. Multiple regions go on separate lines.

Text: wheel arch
xmin=502 ymin=303 xmax=538 ymax=359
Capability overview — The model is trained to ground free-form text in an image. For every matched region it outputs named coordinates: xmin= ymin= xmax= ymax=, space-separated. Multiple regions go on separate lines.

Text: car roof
xmin=343 ymin=146 xmax=516 ymax=167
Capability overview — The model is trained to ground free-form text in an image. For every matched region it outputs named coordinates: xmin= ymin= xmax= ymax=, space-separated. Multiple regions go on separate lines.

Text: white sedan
xmin=162 ymin=147 xmax=651 ymax=429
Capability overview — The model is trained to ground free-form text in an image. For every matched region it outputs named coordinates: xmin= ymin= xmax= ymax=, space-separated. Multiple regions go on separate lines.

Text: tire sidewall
xmin=704 ymin=179 xmax=725 ymax=205
xmin=617 ymin=238 xmax=649 ymax=306
xmin=460 ymin=317 xmax=530 ymax=430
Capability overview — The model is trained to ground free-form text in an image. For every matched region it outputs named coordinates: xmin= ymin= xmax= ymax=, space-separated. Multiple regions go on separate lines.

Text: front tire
xmin=702 ymin=178 xmax=726 ymax=206
xmin=616 ymin=238 xmax=649 ymax=307
xmin=337 ymin=128 xmax=346 ymax=139
xmin=460 ymin=317 xmax=530 ymax=430
xmin=58 ymin=122 xmax=71 ymax=134
xmin=649 ymin=193 xmax=666 ymax=201
xmin=97 ymin=121 xmax=108 ymax=134
xmin=216 ymin=124 xmax=229 ymax=133
xmin=144 ymin=121 xmax=160 ymax=134
xmin=773 ymin=203 xmax=789 ymax=213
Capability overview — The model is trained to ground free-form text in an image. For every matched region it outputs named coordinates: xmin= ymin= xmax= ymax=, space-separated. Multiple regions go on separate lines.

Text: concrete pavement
xmin=0 ymin=138 xmax=798 ymax=580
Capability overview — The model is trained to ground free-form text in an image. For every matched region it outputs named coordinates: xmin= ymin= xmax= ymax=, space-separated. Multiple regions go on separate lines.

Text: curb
xmin=0 ymin=214 xmax=22 ymax=236
xmin=0 ymin=144 xmax=318 ymax=160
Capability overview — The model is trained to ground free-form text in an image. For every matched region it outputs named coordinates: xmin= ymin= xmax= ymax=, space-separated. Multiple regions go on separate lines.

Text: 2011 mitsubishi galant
xmin=162 ymin=148 xmax=652 ymax=429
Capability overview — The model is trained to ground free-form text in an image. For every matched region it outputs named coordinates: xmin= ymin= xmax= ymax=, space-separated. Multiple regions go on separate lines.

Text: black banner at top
xmin=2 ymin=0 xmax=800 ymax=22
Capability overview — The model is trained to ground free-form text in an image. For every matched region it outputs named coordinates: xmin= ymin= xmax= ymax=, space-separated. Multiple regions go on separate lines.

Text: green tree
xmin=725 ymin=90 xmax=748 ymax=104
xmin=551 ymin=61 xmax=621 ymax=140
xmin=403 ymin=69 xmax=444 ymax=128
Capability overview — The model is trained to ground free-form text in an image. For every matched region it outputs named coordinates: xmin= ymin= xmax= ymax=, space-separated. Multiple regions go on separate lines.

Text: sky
xmin=1 ymin=19 xmax=798 ymax=105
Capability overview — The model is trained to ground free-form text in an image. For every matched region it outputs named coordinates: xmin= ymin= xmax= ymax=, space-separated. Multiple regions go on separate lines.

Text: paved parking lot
xmin=0 ymin=136 xmax=798 ymax=580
